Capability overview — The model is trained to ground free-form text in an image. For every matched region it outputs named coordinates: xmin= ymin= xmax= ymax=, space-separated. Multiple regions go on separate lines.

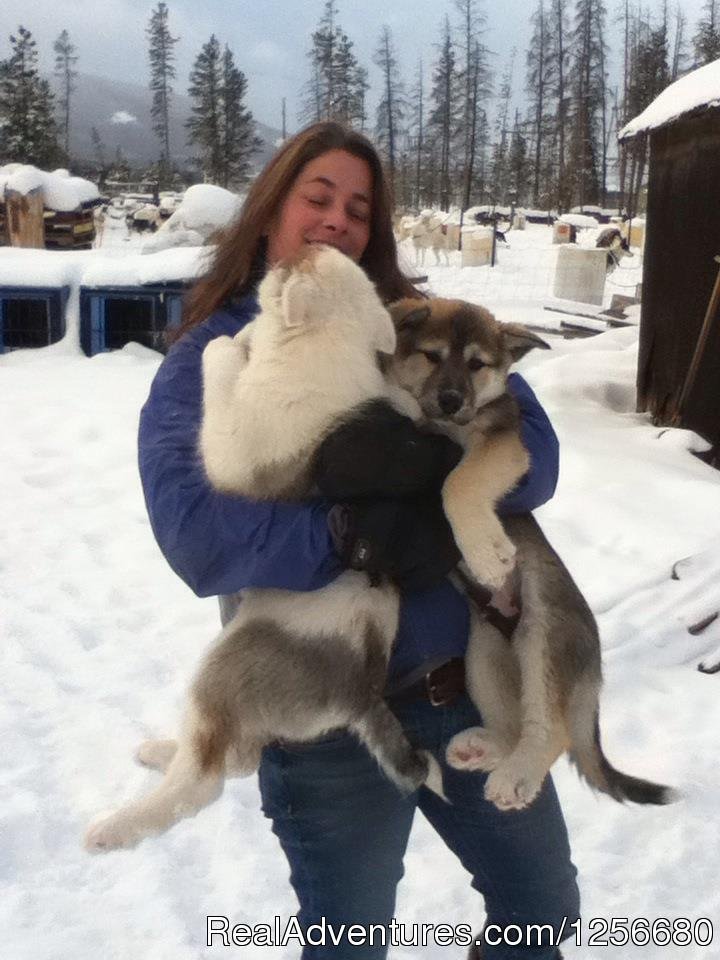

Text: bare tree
xmin=454 ymin=0 xmax=491 ymax=213
xmin=373 ymin=25 xmax=405 ymax=191
xmin=670 ymin=5 xmax=688 ymax=79
xmin=526 ymin=1 xmax=557 ymax=205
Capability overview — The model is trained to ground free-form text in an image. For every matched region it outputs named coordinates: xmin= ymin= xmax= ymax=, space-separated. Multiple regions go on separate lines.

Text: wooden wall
xmin=638 ymin=110 xmax=720 ymax=458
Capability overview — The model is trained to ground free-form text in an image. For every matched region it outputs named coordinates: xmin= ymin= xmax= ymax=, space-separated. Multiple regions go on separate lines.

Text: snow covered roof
xmin=619 ymin=58 xmax=720 ymax=139
xmin=0 ymin=246 xmax=211 ymax=288
xmin=558 ymin=213 xmax=600 ymax=228
xmin=0 ymin=164 xmax=99 ymax=211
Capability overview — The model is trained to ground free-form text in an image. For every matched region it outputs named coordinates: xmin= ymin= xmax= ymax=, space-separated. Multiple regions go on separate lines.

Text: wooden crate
xmin=44 ymin=207 xmax=96 ymax=250
xmin=0 ymin=198 xmax=97 ymax=249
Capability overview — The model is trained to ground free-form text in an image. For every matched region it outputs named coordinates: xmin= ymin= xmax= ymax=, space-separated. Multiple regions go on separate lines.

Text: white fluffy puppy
xmin=200 ymin=244 xmax=416 ymax=498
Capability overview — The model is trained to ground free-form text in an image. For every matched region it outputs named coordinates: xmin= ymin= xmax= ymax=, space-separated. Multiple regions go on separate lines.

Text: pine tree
xmin=0 ymin=26 xmax=61 ymax=167
xmin=302 ymin=0 xmax=338 ymax=122
xmin=218 ymin=45 xmax=261 ymax=188
xmin=489 ymin=53 xmax=515 ymax=205
xmin=187 ymin=36 xmax=259 ymax=187
xmin=53 ymin=29 xmax=77 ymax=160
xmin=549 ymin=0 xmax=572 ymax=209
xmin=187 ymin=35 xmax=222 ymax=182
xmin=373 ymin=25 xmax=405 ymax=191
xmin=146 ymin=2 xmax=179 ymax=185
xmin=428 ymin=16 xmax=459 ymax=210
xmin=623 ymin=9 xmax=670 ymax=215
xmin=354 ymin=64 xmax=370 ymax=130
xmin=334 ymin=30 xmax=363 ymax=125
xmin=110 ymin=145 xmax=131 ymax=182
xmin=303 ymin=58 xmax=324 ymax=124
xmin=567 ymin=0 xmax=608 ymax=207
xmin=693 ymin=0 xmax=720 ymax=65
xmin=471 ymin=106 xmax=491 ymax=202
xmin=91 ymin=125 xmax=106 ymax=169
xmin=407 ymin=59 xmax=426 ymax=209
xmin=526 ymin=1 xmax=556 ymax=205
xmin=508 ymin=109 xmax=530 ymax=205
xmin=301 ymin=2 xmax=366 ymax=127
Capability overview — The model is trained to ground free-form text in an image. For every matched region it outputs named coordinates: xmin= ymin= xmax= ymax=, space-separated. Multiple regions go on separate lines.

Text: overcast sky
xmin=2 ymin=0 xmax=707 ymax=133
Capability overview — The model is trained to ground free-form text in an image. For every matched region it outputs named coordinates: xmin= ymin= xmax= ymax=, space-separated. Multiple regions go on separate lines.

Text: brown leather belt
xmin=386 ymin=657 xmax=465 ymax=707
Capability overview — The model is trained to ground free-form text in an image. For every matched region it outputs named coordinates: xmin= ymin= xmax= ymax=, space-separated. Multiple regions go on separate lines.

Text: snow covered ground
xmin=2 ymin=224 xmax=719 ymax=960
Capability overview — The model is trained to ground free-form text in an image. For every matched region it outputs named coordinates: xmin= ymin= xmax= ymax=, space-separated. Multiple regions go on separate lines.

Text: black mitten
xmin=384 ymin=494 xmax=462 ymax=592
xmin=315 ymin=400 xmax=463 ymax=500
xmin=328 ymin=495 xmax=461 ymax=592
xmin=327 ymin=498 xmax=401 ymax=586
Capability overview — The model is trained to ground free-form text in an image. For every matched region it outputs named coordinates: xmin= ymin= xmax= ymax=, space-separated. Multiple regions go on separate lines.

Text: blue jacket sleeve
xmin=137 ymin=307 xmax=344 ymax=598
xmin=498 ymin=373 xmax=559 ymax=515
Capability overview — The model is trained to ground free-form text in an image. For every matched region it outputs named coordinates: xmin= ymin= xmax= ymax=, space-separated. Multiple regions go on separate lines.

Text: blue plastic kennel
xmin=79 ymin=282 xmax=187 ymax=356
xmin=0 ymin=285 xmax=70 ymax=352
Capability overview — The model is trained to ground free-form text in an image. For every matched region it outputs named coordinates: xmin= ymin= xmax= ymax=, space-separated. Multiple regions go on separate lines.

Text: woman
xmin=139 ymin=122 xmax=579 ymax=959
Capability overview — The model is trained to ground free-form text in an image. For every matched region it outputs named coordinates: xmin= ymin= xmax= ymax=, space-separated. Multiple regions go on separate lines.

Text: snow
xmin=619 ymin=57 xmax=720 ymax=139
xmin=559 ymin=213 xmax=601 ymax=229
xmin=0 ymin=246 xmax=210 ymax=290
xmin=141 ymin=184 xmax=243 ymax=254
xmin=0 ymin=164 xmax=99 ymax=211
xmin=160 ymin=183 xmax=243 ymax=235
xmin=2 ymin=224 xmax=719 ymax=960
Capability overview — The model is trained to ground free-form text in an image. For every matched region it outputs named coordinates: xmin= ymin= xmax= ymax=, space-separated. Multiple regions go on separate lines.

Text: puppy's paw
xmin=446 ymin=727 xmax=507 ymax=772
xmin=459 ymin=520 xmax=517 ymax=592
xmin=84 ymin=811 xmax=146 ymax=853
xmin=202 ymin=335 xmax=247 ymax=402
xmin=135 ymin=738 xmax=177 ymax=772
xmin=484 ymin=758 xmax=544 ymax=811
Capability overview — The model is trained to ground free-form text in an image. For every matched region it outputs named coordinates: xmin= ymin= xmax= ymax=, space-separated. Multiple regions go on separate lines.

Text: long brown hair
xmin=173 ymin=122 xmax=421 ymax=341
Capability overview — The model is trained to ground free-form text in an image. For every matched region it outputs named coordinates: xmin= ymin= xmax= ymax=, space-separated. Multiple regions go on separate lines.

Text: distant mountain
xmin=49 ymin=71 xmax=282 ymax=171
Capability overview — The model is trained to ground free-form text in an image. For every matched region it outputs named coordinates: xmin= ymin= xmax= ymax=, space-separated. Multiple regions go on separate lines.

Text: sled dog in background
xmin=388 ymin=297 xmax=674 ymax=811
xmin=595 ymin=225 xmax=633 ymax=273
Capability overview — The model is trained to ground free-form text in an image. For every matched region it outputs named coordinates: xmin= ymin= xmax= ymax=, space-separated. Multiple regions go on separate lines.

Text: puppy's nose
xmin=438 ymin=389 xmax=463 ymax=415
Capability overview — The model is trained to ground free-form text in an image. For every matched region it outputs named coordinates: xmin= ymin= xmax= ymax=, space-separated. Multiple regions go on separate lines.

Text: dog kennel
xmin=0 ymin=285 xmax=70 ymax=352
xmin=619 ymin=59 xmax=720 ymax=461
xmin=79 ymin=282 xmax=187 ymax=356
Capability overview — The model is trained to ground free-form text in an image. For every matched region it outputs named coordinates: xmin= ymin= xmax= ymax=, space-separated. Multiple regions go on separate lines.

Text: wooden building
xmin=1 ymin=167 xmax=99 ymax=250
xmin=620 ymin=61 xmax=720 ymax=462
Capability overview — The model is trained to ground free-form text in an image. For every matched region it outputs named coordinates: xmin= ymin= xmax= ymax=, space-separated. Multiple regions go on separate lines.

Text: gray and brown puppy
xmin=389 ymin=298 xmax=674 ymax=811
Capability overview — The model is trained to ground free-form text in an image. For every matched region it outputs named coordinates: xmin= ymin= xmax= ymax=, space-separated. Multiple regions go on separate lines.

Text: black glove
xmin=328 ymin=494 xmax=461 ymax=593
xmin=314 ymin=400 xmax=463 ymax=500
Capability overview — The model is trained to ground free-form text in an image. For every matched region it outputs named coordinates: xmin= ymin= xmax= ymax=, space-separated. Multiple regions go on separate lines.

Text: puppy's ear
xmin=502 ymin=323 xmax=551 ymax=361
xmin=280 ymin=272 xmax=311 ymax=329
xmin=369 ymin=305 xmax=397 ymax=355
xmin=388 ymin=299 xmax=431 ymax=331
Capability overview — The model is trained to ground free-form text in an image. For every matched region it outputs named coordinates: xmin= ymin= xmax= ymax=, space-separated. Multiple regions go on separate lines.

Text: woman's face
xmin=266 ymin=149 xmax=373 ymax=265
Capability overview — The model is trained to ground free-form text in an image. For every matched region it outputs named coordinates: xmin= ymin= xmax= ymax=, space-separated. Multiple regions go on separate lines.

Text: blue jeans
xmin=258 ymin=693 xmax=580 ymax=959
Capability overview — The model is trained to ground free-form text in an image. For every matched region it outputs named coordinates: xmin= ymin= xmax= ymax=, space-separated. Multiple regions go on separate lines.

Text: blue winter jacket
xmin=138 ymin=294 xmax=559 ymax=684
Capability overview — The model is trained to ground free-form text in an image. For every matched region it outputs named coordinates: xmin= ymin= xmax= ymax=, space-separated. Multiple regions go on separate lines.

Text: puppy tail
xmin=351 ymin=700 xmax=428 ymax=795
xmin=569 ymin=709 xmax=676 ymax=806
